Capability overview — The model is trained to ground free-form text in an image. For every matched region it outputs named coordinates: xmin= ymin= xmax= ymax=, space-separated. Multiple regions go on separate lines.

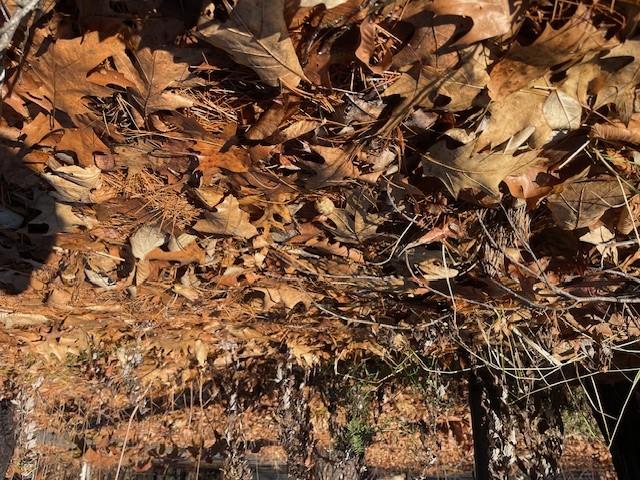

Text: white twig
xmin=0 ymin=0 xmax=41 ymax=56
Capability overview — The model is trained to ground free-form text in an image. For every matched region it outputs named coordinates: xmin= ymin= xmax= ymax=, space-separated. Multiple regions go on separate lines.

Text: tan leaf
xmin=355 ymin=17 xmax=392 ymax=73
xmin=130 ymin=225 xmax=166 ymax=260
xmin=21 ymin=112 xmax=61 ymax=147
xmin=488 ymin=5 xmax=614 ymax=99
xmin=193 ymin=195 xmax=259 ymax=239
xmin=304 ymin=145 xmax=360 ymax=188
xmin=196 ymin=0 xmax=306 ymax=87
xmin=422 ymin=141 xmax=541 ymax=201
xmin=427 ymin=0 xmax=512 ymax=46
xmin=382 ymin=45 xmax=489 ymax=133
xmin=267 ymin=119 xmax=321 ymax=143
xmin=192 ymin=140 xmax=250 ymax=173
xmin=593 ymin=39 xmax=640 ymax=123
xmin=44 ymin=165 xmax=102 ymax=203
xmin=246 ymin=102 xmax=288 ymax=140
xmin=390 ymin=3 xmax=458 ymax=69
xmin=147 ymin=236 xmax=205 ymax=265
xmin=56 ymin=127 xmax=110 ymax=167
xmin=503 ymin=166 xmax=557 ymax=205
xmin=591 ymin=114 xmax=640 ymax=144
xmin=543 ymin=90 xmax=582 ymax=131
xmin=547 ymin=176 xmax=630 ymax=229
xmin=580 ymin=226 xmax=617 ymax=263
xmin=299 ymin=0 xmax=349 ymax=6
xmin=111 ymin=48 xmax=194 ymax=117
xmin=252 ymin=284 xmax=317 ymax=311
xmin=408 ymin=248 xmax=459 ymax=281
xmin=19 ymin=31 xmax=122 ymax=121
xmin=476 ymin=83 xmax=552 ymax=151
xmin=193 ymin=340 xmax=208 ymax=367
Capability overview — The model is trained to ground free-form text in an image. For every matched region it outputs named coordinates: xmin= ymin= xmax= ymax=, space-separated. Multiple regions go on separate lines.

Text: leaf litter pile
xmin=4 ymin=0 xmax=640 ymax=478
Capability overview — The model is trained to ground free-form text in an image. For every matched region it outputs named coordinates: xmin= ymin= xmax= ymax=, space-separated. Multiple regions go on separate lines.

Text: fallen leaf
xmin=303 ymin=145 xmax=360 ymax=188
xmin=383 ymin=45 xmax=489 ymax=133
xmin=580 ymin=225 xmax=617 ymax=263
xmin=476 ymin=82 xmax=552 ymax=150
xmin=299 ymin=0 xmax=350 ymax=7
xmin=111 ymin=48 xmax=194 ymax=118
xmin=390 ymin=3 xmax=458 ymax=70
xmin=408 ymin=248 xmax=459 ymax=281
xmin=543 ymin=90 xmax=583 ymax=131
xmin=422 ymin=141 xmax=541 ymax=201
xmin=593 ymin=39 xmax=640 ymax=123
xmin=193 ymin=195 xmax=259 ymax=239
xmin=19 ymin=31 xmax=122 ymax=121
xmin=44 ymin=165 xmax=102 ymax=203
xmin=252 ymin=284 xmax=317 ymax=311
xmin=355 ymin=17 xmax=392 ymax=73
xmin=488 ymin=5 xmax=614 ymax=99
xmin=547 ymin=176 xmax=630 ymax=229
xmin=427 ymin=0 xmax=512 ymax=46
xmin=591 ymin=114 xmax=640 ymax=144
xmin=191 ymin=140 xmax=251 ymax=174
xmin=197 ymin=0 xmax=306 ymax=87
xmin=130 ymin=225 xmax=166 ymax=260
xmin=55 ymin=127 xmax=110 ymax=167
xmin=246 ymin=101 xmax=288 ymax=140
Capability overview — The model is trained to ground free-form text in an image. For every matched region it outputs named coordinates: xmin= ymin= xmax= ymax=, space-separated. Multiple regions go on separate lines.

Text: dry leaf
xmin=591 ymin=114 xmax=640 ymax=144
xmin=246 ymin=102 xmax=288 ymax=140
xmin=304 ymin=145 xmax=360 ymax=188
xmin=547 ymin=176 xmax=630 ymax=229
xmin=476 ymin=83 xmax=552 ymax=150
xmin=390 ymin=4 xmax=458 ymax=69
xmin=355 ymin=17 xmax=392 ymax=73
xmin=252 ymin=284 xmax=317 ymax=311
xmin=192 ymin=140 xmax=250 ymax=173
xmin=193 ymin=195 xmax=259 ymax=239
xmin=299 ymin=0 xmax=350 ymax=6
xmin=111 ymin=48 xmax=194 ymax=118
xmin=593 ymin=39 xmax=640 ymax=123
xmin=197 ymin=0 xmax=306 ymax=87
xmin=56 ymin=127 xmax=109 ymax=167
xmin=19 ymin=31 xmax=122 ymax=121
xmin=580 ymin=226 xmax=617 ymax=263
xmin=130 ymin=225 xmax=166 ymax=260
xmin=408 ymin=248 xmax=459 ymax=281
xmin=422 ymin=141 xmax=541 ymax=201
xmin=427 ymin=0 xmax=511 ymax=46
xmin=44 ymin=165 xmax=102 ymax=203
xmin=488 ymin=5 xmax=614 ymax=99
xmin=543 ymin=90 xmax=582 ymax=131
xmin=383 ymin=45 xmax=489 ymax=133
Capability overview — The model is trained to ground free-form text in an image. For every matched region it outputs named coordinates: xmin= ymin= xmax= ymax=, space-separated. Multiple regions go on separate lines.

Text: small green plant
xmin=343 ymin=415 xmax=375 ymax=455
xmin=562 ymin=388 xmax=601 ymax=441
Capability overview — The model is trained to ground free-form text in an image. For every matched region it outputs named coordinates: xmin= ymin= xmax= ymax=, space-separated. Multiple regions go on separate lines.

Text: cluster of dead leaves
xmin=3 ymin=0 xmax=640 ymax=470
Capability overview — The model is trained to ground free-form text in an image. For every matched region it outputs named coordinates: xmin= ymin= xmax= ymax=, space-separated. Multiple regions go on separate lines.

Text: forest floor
xmin=2 ymin=0 xmax=640 ymax=477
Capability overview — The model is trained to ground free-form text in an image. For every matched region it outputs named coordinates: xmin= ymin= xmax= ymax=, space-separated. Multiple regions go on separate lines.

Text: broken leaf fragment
xmin=593 ymin=38 xmax=640 ymax=123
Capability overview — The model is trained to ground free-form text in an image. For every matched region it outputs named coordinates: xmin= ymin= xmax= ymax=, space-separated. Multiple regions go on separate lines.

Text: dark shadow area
xmin=0 ymin=142 xmax=59 ymax=294
xmin=0 ymin=143 xmax=58 ymax=294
